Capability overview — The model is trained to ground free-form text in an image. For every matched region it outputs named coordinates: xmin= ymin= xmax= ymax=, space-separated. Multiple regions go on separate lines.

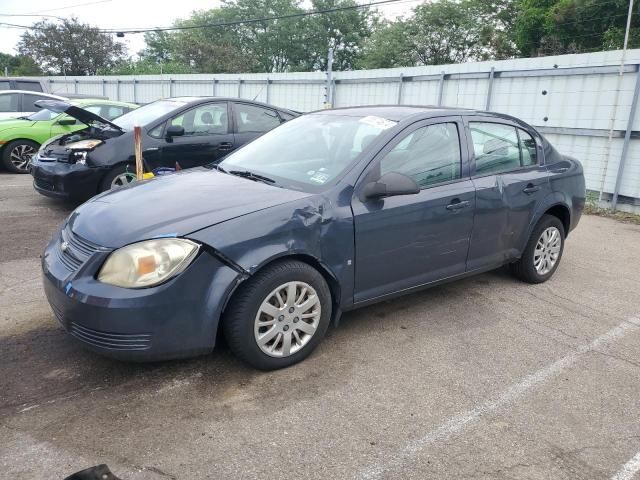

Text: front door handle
xmin=218 ymin=142 xmax=233 ymax=151
xmin=446 ymin=199 xmax=470 ymax=211
xmin=523 ymin=184 xmax=540 ymax=194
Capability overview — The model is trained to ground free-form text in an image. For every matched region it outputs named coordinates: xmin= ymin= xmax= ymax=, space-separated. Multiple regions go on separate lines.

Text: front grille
xmin=58 ymin=225 xmax=102 ymax=272
xmin=70 ymin=322 xmax=152 ymax=350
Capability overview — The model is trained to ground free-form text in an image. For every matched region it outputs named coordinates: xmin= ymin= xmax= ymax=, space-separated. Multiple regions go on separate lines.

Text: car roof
xmin=71 ymin=98 xmax=138 ymax=108
xmin=0 ymin=90 xmax=66 ymax=99
xmin=313 ymin=105 xmax=529 ymax=125
xmin=166 ymin=96 xmax=297 ymax=113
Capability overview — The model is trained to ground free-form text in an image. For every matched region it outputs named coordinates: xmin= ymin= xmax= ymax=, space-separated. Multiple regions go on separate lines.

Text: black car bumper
xmin=31 ymin=158 xmax=107 ymax=201
xmin=42 ymin=225 xmax=242 ymax=361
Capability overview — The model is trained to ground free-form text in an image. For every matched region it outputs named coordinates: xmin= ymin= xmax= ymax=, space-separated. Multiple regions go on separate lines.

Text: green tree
xmin=17 ymin=17 xmax=126 ymax=75
xmin=0 ymin=53 xmax=42 ymax=76
xmin=357 ymin=21 xmax=415 ymax=69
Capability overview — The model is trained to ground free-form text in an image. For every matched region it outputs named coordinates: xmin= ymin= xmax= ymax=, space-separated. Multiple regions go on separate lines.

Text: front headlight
xmin=97 ymin=238 xmax=200 ymax=288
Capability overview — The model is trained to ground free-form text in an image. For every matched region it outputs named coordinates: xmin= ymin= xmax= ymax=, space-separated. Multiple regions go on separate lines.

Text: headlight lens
xmin=97 ymin=238 xmax=200 ymax=288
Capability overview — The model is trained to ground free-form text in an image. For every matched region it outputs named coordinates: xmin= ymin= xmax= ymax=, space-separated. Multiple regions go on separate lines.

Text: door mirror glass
xmin=362 ymin=172 xmax=420 ymax=200
xmin=166 ymin=124 xmax=185 ymax=139
xmin=56 ymin=117 xmax=76 ymax=126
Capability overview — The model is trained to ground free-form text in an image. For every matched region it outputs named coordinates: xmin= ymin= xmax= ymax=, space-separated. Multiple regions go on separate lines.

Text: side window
xmin=23 ymin=94 xmax=46 ymax=112
xmin=0 ymin=93 xmax=19 ymax=112
xmin=83 ymin=105 xmax=103 ymax=116
xmin=148 ymin=123 xmax=165 ymax=138
xmin=470 ymin=122 xmax=520 ymax=175
xmin=235 ymin=103 xmax=281 ymax=133
xmin=101 ymin=105 xmax=125 ymax=120
xmin=379 ymin=123 xmax=461 ymax=188
xmin=518 ymin=129 xmax=538 ymax=166
xmin=170 ymin=103 xmax=227 ymax=136
xmin=16 ymin=81 xmax=42 ymax=92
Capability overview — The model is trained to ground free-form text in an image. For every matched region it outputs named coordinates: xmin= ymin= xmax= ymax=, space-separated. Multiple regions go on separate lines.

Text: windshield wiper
xmin=228 ymin=170 xmax=276 ymax=184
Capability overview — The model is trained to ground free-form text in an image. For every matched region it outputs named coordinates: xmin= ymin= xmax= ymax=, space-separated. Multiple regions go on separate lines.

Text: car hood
xmin=68 ymin=169 xmax=313 ymax=248
xmin=34 ymin=99 xmax=124 ymax=132
xmin=0 ymin=118 xmax=36 ymax=131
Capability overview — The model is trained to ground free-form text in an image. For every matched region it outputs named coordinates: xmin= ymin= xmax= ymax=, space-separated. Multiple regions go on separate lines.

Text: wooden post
xmin=134 ymin=126 xmax=143 ymax=180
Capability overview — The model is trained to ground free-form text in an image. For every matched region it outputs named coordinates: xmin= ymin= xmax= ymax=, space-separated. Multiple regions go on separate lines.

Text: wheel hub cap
xmin=111 ymin=172 xmax=137 ymax=189
xmin=534 ymin=226 xmax=561 ymax=275
xmin=254 ymin=281 xmax=321 ymax=358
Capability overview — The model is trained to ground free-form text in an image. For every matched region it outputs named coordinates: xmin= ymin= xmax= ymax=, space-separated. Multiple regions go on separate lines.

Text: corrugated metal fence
xmin=46 ymin=50 xmax=640 ymax=210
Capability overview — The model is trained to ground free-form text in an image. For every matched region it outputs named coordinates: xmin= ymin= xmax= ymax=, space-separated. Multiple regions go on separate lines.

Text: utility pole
xmin=325 ymin=47 xmax=334 ymax=109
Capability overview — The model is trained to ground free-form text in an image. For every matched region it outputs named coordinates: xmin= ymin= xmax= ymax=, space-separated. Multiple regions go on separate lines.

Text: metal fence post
xmin=611 ymin=65 xmax=640 ymax=210
xmin=133 ymin=79 xmax=137 ymax=104
xmin=212 ymin=78 xmax=217 ymax=96
xmin=169 ymin=79 xmax=174 ymax=98
xmin=485 ymin=67 xmax=495 ymax=110
xmin=397 ymin=73 xmax=404 ymax=104
xmin=437 ymin=72 xmax=445 ymax=106
xmin=102 ymin=79 xmax=107 ymax=98
xmin=116 ymin=80 xmax=120 ymax=101
xmin=237 ymin=79 xmax=242 ymax=98
xmin=266 ymin=78 xmax=271 ymax=104
xmin=74 ymin=79 xmax=78 ymax=94
xmin=331 ymin=79 xmax=337 ymax=108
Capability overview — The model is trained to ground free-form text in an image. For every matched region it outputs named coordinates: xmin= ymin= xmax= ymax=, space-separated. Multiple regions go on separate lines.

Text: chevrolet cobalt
xmin=42 ymin=106 xmax=585 ymax=370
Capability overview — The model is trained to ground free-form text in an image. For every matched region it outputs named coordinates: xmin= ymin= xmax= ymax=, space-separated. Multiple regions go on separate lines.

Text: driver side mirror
xmin=361 ymin=172 xmax=420 ymax=201
xmin=56 ymin=117 xmax=76 ymax=126
xmin=165 ymin=125 xmax=184 ymax=142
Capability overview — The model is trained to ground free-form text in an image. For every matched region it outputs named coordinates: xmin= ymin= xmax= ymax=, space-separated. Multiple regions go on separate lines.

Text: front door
xmin=352 ymin=118 xmax=475 ymax=303
xmin=160 ymin=102 xmax=233 ymax=169
xmin=465 ymin=120 xmax=550 ymax=270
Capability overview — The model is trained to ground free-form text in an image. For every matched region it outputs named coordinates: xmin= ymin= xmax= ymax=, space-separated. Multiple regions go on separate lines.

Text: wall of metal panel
xmin=44 ymin=49 xmax=640 ymax=209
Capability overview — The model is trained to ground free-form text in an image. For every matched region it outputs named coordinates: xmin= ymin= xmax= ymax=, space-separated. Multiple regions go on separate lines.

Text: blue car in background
xmin=41 ymin=106 xmax=585 ymax=370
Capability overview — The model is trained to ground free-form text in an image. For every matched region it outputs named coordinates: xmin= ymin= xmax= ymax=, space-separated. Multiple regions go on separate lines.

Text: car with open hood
xmin=30 ymin=97 xmax=299 ymax=200
xmin=41 ymin=105 xmax=585 ymax=370
xmin=0 ymin=98 xmax=137 ymax=173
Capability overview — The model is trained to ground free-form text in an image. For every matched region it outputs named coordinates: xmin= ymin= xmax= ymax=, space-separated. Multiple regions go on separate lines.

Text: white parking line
xmin=0 ymin=184 xmax=28 ymax=187
xmin=611 ymin=452 xmax=640 ymax=480
xmin=357 ymin=316 xmax=640 ymax=480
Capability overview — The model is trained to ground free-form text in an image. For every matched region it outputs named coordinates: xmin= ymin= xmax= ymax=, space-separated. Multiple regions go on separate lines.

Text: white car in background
xmin=0 ymin=90 xmax=68 ymax=120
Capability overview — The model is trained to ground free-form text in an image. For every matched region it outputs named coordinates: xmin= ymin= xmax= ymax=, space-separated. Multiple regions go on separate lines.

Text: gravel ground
xmin=1 ymin=172 xmax=639 ymax=480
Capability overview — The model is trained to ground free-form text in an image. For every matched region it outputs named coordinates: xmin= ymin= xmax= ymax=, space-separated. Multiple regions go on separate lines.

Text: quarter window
xmin=518 ymin=129 xmax=538 ymax=166
xmin=170 ymin=103 xmax=228 ymax=136
xmin=379 ymin=123 xmax=461 ymax=188
xmin=235 ymin=103 xmax=281 ymax=133
xmin=470 ymin=122 xmax=520 ymax=175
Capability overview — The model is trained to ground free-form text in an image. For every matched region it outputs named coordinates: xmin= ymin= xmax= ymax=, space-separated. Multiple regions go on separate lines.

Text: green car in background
xmin=0 ymin=98 xmax=138 ymax=173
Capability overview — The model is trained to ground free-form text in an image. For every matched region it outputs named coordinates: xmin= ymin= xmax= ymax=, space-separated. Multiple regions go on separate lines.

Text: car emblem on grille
xmin=60 ymin=241 xmax=69 ymax=252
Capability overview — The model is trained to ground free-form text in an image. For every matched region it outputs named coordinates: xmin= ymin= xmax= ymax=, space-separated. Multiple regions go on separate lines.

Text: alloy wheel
xmin=10 ymin=144 xmax=36 ymax=172
xmin=534 ymin=226 xmax=561 ymax=275
xmin=254 ymin=281 xmax=321 ymax=358
xmin=110 ymin=172 xmax=137 ymax=189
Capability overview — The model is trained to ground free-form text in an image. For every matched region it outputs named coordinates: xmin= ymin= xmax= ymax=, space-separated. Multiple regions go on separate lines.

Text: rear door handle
xmin=523 ymin=184 xmax=540 ymax=194
xmin=446 ymin=199 xmax=470 ymax=211
xmin=218 ymin=142 xmax=233 ymax=151
xmin=550 ymin=167 xmax=569 ymax=174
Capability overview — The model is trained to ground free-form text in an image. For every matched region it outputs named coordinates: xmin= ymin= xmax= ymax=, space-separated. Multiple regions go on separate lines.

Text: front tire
xmin=99 ymin=164 xmax=136 ymax=192
xmin=2 ymin=140 xmax=39 ymax=173
xmin=223 ymin=260 xmax=332 ymax=370
xmin=511 ymin=214 xmax=565 ymax=284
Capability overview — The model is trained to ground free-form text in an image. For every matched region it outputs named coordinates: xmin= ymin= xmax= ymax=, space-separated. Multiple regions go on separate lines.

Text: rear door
xmin=352 ymin=117 xmax=475 ymax=303
xmin=465 ymin=118 xmax=550 ymax=270
xmin=159 ymin=101 xmax=233 ymax=169
xmin=231 ymin=102 xmax=283 ymax=148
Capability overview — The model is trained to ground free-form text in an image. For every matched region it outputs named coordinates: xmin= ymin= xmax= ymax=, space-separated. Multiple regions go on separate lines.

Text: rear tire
xmin=223 ymin=260 xmax=332 ymax=370
xmin=511 ymin=214 xmax=565 ymax=284
xmin=2 ymin=140 xmax=39 ymax=173
xmin=99 ymin=164 xmax=136 ymax=192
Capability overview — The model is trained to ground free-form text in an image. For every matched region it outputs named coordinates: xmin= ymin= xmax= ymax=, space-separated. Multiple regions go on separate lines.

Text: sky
xmin=0 ymin=0 xmax=414 ymax=57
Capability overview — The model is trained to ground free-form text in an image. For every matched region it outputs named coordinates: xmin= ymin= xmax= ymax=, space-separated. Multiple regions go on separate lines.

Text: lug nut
xmin=278 ymin=315 xmax=284 ymax=322
xmin=288 ymin=307 xmax=295 ymax=313
xmin=293 ymin=317 xmax=299 ymax=323
xmin=283 ymin=325 xmax=290 ymax=331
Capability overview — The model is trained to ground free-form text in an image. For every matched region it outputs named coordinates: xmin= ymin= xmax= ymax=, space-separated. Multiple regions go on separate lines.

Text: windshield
xmin=219 ymin=113 xmax=396 ymax=191
xmin=26 ymin=109 xmax=59 ymax=121
xmin=113 ymin=100 xmax=186 ymax=130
